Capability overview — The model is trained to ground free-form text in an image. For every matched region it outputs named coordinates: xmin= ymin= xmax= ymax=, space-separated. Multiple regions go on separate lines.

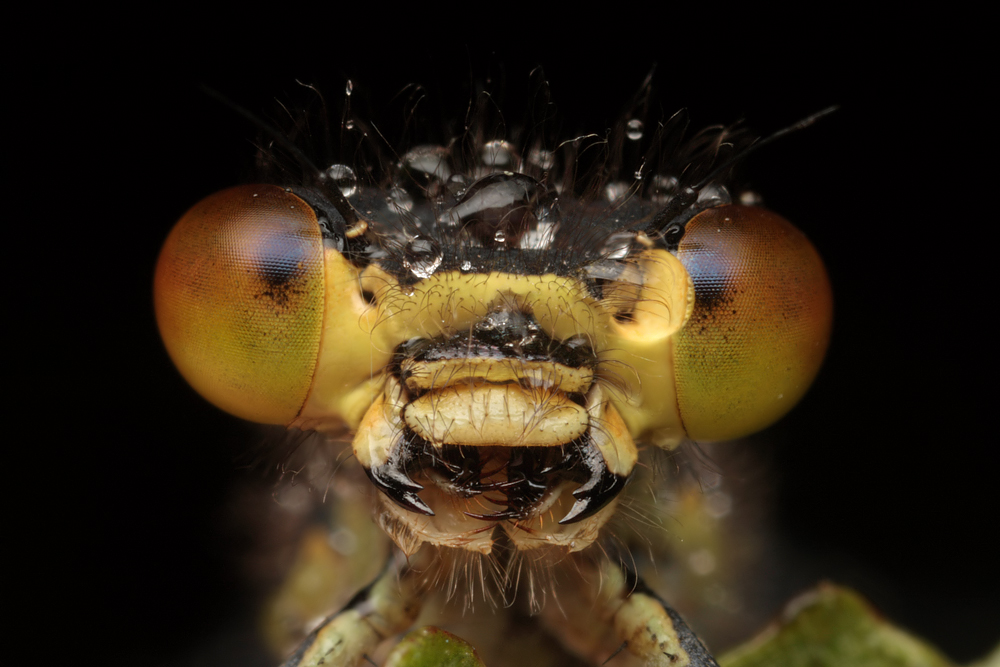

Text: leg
xmin=541 ymin=555 xmax=719 ymax=667
xmin=281 ymin=552 xmax=422 ymax=667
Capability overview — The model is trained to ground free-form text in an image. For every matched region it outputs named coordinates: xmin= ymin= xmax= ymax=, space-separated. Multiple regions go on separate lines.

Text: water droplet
xmin=387 ymin=185 xmax=414 ymax=212
xmin=584 ymin=260 xmax=621 ymax=280
xmin=518 ymin=197 xmax=560 ymax=250
xmin=399 ymin=145 xmax=452 ymax=194
xmin=403 ymin=237 xmax=443 ymax=279
xmin=625 ymin=119 xmax=644 ymax=140
xmin=345 ymin=80 xmax=353 ymax=96
xmin=739 ymin=190 xmax=763 ymax=206
xmin=604 ymin=181 xmax=629 ymax=202
xmin=325 ymin=164 xmax=358 ymax=197
xmin=603 ymin=233 xmax=633 ymax=259
xmin=536 ymin=198 xmax=559 ymax=223
xmin=461 ymin=260 xmax=472 ymax=271
xmin=527 ymin=146 xmax=555 ymax=170
xmin=449 ymin=172 xmax=545 ymax=248
xmin=444 ymin=173 xmax=469 ymax=200
xmin=481 ymin=140 xmax=518 ymax=169
xmin=697 ymin=183 xmax=731 ymax=208
xmin=519 ymin=221 xmax=558 ymax=250
xmin=650 ymin=174 xmax=679 ymax=204
xmin=344 ymin=119 xmax=355 ymax=130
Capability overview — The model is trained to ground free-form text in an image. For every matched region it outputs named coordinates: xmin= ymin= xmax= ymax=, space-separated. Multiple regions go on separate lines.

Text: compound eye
xmin=674 ymin=205 xmax=832 ymax=441
xmin=155 ymin=185 xmax=325 ymax=424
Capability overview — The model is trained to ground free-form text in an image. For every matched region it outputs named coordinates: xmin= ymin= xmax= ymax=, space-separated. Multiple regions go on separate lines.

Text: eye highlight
xmin=154 ymin=184 xmax=325 ymax=424
xmin=672 ymin=204 xmax=833 ymax=441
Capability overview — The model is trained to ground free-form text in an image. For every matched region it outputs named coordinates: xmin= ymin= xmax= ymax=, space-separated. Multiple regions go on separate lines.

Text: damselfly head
xmin=155 ymin=78 xmax=832 ymax=564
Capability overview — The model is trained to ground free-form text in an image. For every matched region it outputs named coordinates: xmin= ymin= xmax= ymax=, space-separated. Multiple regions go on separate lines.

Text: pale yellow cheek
xmin=601 ymin=248 xmax=693 ymax=448
xmin=587 ymin=392 xmax=637 ymax=477
xmin=351 ymin=392 xmax=400 ymax=469
xmin=293 ymin=250 xmax=383 ymax=433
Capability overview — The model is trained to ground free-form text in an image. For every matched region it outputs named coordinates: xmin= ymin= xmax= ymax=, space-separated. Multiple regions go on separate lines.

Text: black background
xmin=48 ymin=16 xmax=996 ymax=667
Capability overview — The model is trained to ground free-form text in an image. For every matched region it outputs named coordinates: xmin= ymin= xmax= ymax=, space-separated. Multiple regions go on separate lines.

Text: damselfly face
xmin=154 ymin=85 xmax=832 ymax=666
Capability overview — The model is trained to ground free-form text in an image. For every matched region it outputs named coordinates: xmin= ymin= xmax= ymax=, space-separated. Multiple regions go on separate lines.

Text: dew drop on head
xmin=387 ymin=185 xmax=414 ymax=212
xmin=325 ymin=164 xmax=358 ymax=197
xmin=604 ymin=181 xmax=629 ymax=202
xmin=650 ymin=174 xmax=679 ymax=204
xmin=403 ymin=237 xmax=443 ymax=279
xmin=697 ymin=183 xmax=731 ymax=208
xmin=603 ymin=232 xmax=633 ymax=260
xmin=626 ymin=119 xmax=644 ymax=140
xmin=481 ymin=140 xmax=518 ymax=169
xmin=528 ymin=146 xmax=555 ymax=171
xmin=400 ymin=146 xmax=452 ymax=186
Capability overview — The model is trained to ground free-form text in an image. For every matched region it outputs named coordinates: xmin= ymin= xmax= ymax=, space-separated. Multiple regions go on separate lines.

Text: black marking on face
xmin=558 ymin=438 xmax=629 ymax=525
xmin=393 ymin=309 xmax=597 ymax=386
xmin=365 ymin=431 xmax=433 ymax=516
xmin=286 ymin=186 xmax=374 ymax=265
xmin=366 ymin=418 xmax=627 ymax=525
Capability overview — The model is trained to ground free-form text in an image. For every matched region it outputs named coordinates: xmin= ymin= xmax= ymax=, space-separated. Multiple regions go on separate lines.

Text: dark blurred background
xmin=54 ymin=16 xmax=995 ymax=667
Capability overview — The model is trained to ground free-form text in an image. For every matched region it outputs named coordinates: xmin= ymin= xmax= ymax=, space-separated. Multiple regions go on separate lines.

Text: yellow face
xmin=156 ymin=162 xmax=831 ymax=559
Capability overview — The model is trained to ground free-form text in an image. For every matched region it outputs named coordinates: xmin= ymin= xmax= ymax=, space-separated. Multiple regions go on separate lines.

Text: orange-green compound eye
xmin=154 ymin=184 xmax=325 ymax=424
xmin=674 ymin=205 xmax=832 ymax=441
